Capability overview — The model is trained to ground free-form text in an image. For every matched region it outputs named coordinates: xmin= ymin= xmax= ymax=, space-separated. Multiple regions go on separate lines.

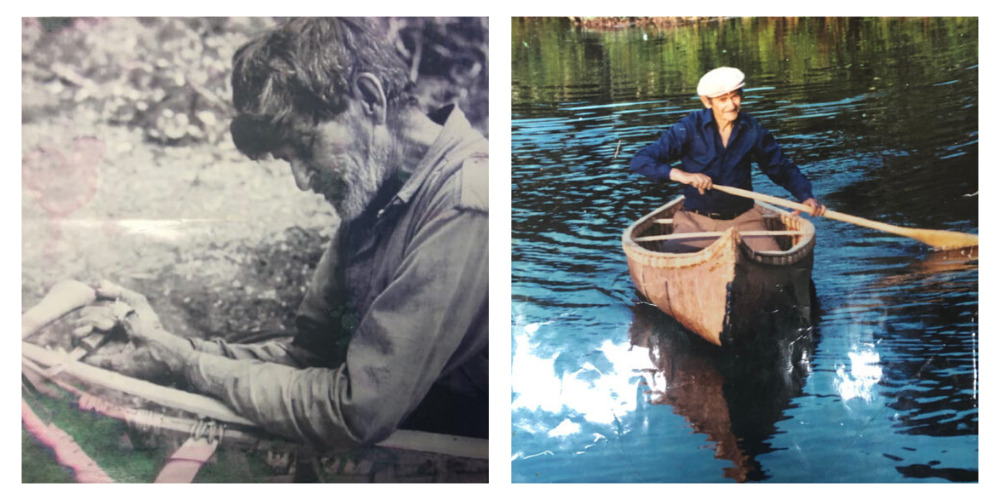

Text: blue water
xmin=510 ymin=18 xmax=978 ymax=483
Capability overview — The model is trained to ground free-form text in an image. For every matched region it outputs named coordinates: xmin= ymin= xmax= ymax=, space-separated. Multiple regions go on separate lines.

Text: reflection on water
xmin=511 ymin=17 xmax=977 ymax=483
xmin=840 ymin=248 xmax=979 ymax=440
xmin=629 ymin=302 xmax=815 ymax=482
xmin=511 ymin=320 xmax=655 ymax=430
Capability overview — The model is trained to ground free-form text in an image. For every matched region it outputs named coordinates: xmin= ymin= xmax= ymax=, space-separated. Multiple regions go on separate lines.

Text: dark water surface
xmin=510 ymin=17 xmax=978 ymax=483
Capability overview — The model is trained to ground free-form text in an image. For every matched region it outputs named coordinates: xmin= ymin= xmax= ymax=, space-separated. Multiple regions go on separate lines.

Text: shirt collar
xmin=377 ymin=105 xmax=483 ymax=217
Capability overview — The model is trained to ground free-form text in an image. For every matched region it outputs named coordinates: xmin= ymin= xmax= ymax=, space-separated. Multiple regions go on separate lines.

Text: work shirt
xmin=183 ymin=105 xmax=489 ymax=450
xmin=630 ymin=108 xmax=814 ymax=216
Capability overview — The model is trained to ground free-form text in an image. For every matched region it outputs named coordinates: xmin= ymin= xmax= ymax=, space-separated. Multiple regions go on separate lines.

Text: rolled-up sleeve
xmin=183 ymin=206 xmax=488 ymax=450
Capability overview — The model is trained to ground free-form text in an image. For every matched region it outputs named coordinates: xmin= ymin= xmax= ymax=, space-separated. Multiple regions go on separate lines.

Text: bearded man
xmin=76 ymin=18 xmax=488 ymax=449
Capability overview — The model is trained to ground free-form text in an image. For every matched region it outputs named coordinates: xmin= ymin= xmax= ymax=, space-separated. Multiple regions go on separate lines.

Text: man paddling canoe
xmin=630 ymin=67 xmax=825 ymax=251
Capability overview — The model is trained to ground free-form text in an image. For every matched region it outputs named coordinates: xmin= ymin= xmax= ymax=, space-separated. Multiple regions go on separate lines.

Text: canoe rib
xmin=622 ymin=196 xmax=815 ymax=346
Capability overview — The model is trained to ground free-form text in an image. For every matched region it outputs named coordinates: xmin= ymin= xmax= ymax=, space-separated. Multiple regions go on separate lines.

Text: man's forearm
xmin=187 ymin=337 xmax=320 ymax=368
xmin=181 ymin=350 xmax=365 ymax=449
xmin=148 ymin=331 xmax=200 ymax=374
xmin=142 ymin=333 xmax=362 ymax=448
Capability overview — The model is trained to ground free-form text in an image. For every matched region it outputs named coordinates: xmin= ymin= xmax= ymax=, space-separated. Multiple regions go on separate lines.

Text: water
xmin=510 ymin=17 xmax=978 ymax=483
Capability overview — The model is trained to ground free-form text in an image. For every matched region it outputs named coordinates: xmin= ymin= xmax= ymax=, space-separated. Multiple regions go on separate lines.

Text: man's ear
xmin=354 ymin=72 xmax=387 ymax=125
xmin=699 ymin=95 xmax=712 ymax=109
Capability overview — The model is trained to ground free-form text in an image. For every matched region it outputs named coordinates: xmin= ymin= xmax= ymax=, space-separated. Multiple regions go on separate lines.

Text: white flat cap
xmin=697 ymin=67 xmax=745 ymax=97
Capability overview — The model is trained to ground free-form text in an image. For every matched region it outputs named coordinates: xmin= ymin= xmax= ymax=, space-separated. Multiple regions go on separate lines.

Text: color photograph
xmin=510 ymin=17 xmax=978 ymax=482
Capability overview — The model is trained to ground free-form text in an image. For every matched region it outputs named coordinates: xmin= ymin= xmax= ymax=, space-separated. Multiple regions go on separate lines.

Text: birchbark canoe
xmin=622 ymin=196 xmax=816 ymax=346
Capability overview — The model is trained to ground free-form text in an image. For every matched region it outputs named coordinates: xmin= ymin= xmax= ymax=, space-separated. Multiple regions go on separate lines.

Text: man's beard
xmin=312 ymin=158 xmax=388 ymax=222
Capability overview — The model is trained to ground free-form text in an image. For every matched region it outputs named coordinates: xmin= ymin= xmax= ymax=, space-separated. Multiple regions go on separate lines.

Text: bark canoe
xmin=622 ymin=196 xmax=816 ymax=347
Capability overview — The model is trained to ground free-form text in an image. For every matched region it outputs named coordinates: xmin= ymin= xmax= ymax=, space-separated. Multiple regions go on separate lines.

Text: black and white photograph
xmin=20 ymin=16 xmax=488 ymax=483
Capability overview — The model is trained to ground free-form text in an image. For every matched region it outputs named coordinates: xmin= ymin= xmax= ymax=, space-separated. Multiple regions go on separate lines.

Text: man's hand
xmin=670 ymin=169 xmax=713 ymax=194
xmin=793 ymin=198 xmax=827 ymax=217
xmin=83 ymin=341 xmax=179 ymax=383
xmin=73 ymin=280 xmax=193 ymax=376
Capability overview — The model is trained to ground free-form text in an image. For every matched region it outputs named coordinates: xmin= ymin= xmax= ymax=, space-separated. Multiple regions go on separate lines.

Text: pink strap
xmin=22 ymin=398 xmax=114 ymax=483
xmin=154 ymin=436 xmax=219 ymax=483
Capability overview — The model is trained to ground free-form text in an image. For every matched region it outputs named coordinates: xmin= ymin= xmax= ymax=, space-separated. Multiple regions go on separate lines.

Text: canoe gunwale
xmin=738 ymin=201 xmax=816 ymax=266
xmin=622 ymin=197 xmax=816 ymax=268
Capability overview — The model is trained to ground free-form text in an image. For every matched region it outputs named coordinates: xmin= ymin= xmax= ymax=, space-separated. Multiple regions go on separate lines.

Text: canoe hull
xmin=622 ymin=196 xmax=816 ymax=347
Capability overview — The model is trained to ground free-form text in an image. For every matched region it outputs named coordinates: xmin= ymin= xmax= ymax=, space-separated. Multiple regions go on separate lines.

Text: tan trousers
xmin=669 ymin=206 xmax=780 ymax=252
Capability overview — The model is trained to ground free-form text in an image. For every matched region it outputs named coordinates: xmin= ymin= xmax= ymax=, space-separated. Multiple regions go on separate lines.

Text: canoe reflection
xmin=629 ymin=299 xmax=816 ymax=482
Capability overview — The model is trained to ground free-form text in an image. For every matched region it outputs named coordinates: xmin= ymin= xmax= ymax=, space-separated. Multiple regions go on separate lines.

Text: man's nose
xmin=289 ymin=160 xmax=312 ymax=191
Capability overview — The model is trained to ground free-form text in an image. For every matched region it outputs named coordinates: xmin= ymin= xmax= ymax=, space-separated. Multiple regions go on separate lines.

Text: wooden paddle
xmin=712 ymin=184 xmax=979 ymax=251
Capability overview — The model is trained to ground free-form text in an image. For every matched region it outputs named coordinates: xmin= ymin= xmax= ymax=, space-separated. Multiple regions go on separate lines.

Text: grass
xmin=21 ymin=383 xmax=275 ymax=483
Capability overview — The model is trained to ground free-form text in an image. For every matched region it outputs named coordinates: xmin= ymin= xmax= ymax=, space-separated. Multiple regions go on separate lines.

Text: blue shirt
xmin=630 ymin=109 xmax=814 ymax=216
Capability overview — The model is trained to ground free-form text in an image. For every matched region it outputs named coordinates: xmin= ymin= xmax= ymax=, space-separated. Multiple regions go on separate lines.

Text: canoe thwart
xmin=634 ymin=230 xmax=806 ymax=243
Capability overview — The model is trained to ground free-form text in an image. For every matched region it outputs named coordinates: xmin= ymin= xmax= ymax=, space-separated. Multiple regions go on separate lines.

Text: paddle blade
xmin=909 ymin=228 xmax=979 ymax=251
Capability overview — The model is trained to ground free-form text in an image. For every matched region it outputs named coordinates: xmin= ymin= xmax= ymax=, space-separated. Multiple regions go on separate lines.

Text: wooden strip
xmin=22 ymin=342 xmax=488 ymax=459
xmin=22 ymin=280 xmax=488 ymax=461
xmin=634 ymin=230 xmax=805 ymax=243
xmin=45 ymin=332 xmax=109 ymax=378
xmin=380 ymin=430 xmax=489 ymax=460
xmin=23 ymin=361 xmax=292 ymax=450
xmin=22 ymin=280 xmax=95 ymax=339
xmin=23 ymin=359 xmax=63 ymax=399
xmin=22 ymin=341 xmax=257 ymax=427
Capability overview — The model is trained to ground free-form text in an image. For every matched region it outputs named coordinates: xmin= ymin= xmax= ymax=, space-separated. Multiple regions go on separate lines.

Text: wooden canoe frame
xmin=622 ymin=196 xmax=816 ymax=346
xmin=21 ymin=280 xmax=489 ymax=482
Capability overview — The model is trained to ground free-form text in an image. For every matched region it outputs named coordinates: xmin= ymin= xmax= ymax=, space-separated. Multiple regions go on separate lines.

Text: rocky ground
xmin=21 ymin=17 xmax=488 ymax=482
